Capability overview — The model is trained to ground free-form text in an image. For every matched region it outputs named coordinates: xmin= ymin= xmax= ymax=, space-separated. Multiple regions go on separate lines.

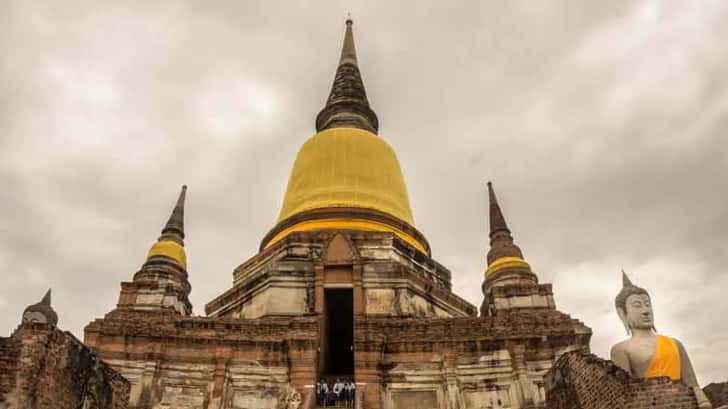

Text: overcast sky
xmin=1 ymin=0 xmax=726 ymax=385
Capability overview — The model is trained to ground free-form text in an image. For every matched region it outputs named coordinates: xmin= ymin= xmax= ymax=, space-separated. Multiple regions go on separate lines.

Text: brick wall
xmin=704 ymin=381 xmax=728 ymax=408
xmin=0 ymin=335 xmax=21 ymax=405
xmin=355 ymin=308 xmax=591 ymax=353
xmin=1 ymin=324 xmax=129 ymax=409
xmin=351 ymin=310 xmax=591 ymax=409
xmin=545 ymin=351 xmax=699 ymax=409
xmin=84 ymin=311 xmax=320 ymax=408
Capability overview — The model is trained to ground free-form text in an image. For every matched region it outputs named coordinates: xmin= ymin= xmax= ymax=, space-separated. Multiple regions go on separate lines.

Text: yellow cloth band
xmin=644 ymin=335 xmax=681 ymax=380
xmin=484 ymin=256 xmax=530 ymax=278
xmin=265 ymin=218 xmax=427 ymax=254
xmin=147 ymin=240 xmax=187 ymax=269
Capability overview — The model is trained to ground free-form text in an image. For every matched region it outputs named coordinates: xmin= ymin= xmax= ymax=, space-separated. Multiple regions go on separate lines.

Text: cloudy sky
xmin=1 ymin=0 xmax=726 ymax=385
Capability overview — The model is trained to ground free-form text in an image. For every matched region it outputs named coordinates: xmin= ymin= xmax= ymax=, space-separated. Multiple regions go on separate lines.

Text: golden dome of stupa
xmin=260 ymin=19 xmax=429 ymax=254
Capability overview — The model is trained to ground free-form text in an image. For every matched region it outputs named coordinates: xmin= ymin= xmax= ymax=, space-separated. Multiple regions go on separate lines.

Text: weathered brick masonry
xmin=545 ymin=352 xmax=700 ymax=409
xmin=704 ymin=382 xmax=728 ymax=409
xmin=0 ymin=335 xmax=21 ymax=404
xmin=85 ymin=310 xmax=319 ymax=408
xmin=0 ymin=324 xmax=129 ymax=409
xmin=356 ymin=310 xmax=590 ymax=408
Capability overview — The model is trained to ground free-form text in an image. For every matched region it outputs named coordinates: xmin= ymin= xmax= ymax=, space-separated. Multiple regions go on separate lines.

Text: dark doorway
xmin=324 ymin=288 xmax=354 ymax=376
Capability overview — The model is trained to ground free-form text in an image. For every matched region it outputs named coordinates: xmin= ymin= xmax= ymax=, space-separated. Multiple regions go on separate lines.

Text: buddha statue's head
xmin=615 ymin=271 xmax=655 ymax=335
xmin=22 ymin=289 xmax=58 ymax=326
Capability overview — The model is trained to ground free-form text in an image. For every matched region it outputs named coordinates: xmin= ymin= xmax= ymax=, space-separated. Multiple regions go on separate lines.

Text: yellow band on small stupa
xmin=147 ymin=240 xmax=187 ymax=269
xmin=485 ymin=256 xmax=530 ymax=278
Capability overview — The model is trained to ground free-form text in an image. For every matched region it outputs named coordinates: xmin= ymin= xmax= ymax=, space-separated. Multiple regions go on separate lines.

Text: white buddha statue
xmin=610 ymin=272 xmax=711 ymax=408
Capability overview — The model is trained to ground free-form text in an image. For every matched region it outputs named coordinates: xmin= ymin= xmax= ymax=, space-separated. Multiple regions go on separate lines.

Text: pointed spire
xmin=130 ymin=188 xmax=192 ymax=315
xmin=485 ymin=182 xmax=524 ymax=266
xmin=340 ymin=16 xmax=357 ymax=65
xmin=315 ymin=17 xmax=379 ymax=134
xmin=159 ymin=185 xmax=187 ymax=245
xmin=145 ymin=186 xmax=189 ymax=270
xmin=487 ymin=181 xmax=510 ymax=236
xmin=482 ymin=183 xmax=540 ymax=312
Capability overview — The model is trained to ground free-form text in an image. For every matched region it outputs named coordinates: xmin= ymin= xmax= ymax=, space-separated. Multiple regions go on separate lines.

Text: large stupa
xmin=12 ymin=19 xmax=594 ymax=409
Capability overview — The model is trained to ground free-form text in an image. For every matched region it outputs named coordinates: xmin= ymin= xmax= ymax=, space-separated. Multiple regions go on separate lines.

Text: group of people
xmin=316 ymin=379 xmax=356 ymax=407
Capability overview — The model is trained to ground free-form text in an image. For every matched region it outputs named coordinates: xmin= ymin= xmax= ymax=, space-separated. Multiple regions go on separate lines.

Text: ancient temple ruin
xmin=80 ymin=19 xmax=591 ymax=409
xmin=2 ymin=18 xmax=718 ymax=409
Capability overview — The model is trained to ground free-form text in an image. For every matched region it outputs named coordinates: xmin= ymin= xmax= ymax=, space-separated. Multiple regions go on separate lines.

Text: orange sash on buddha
xmin=644 ymin=335 xmax=681 ymax=380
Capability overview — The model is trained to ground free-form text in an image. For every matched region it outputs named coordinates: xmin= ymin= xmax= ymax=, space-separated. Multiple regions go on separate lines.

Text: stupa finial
xmin=315 ymin=18 xmax=379 ymax=134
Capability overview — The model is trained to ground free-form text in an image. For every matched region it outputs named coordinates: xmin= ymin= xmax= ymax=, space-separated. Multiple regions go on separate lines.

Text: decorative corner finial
xmin=145 ymin=186 xmax=189 ymax=270
xmin=483 ymin=180 xmax=530 ymax=281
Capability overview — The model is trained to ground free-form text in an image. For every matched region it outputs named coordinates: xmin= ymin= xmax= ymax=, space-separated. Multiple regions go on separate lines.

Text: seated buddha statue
xmin=610 ymin=271 xmax=711 ymax=408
